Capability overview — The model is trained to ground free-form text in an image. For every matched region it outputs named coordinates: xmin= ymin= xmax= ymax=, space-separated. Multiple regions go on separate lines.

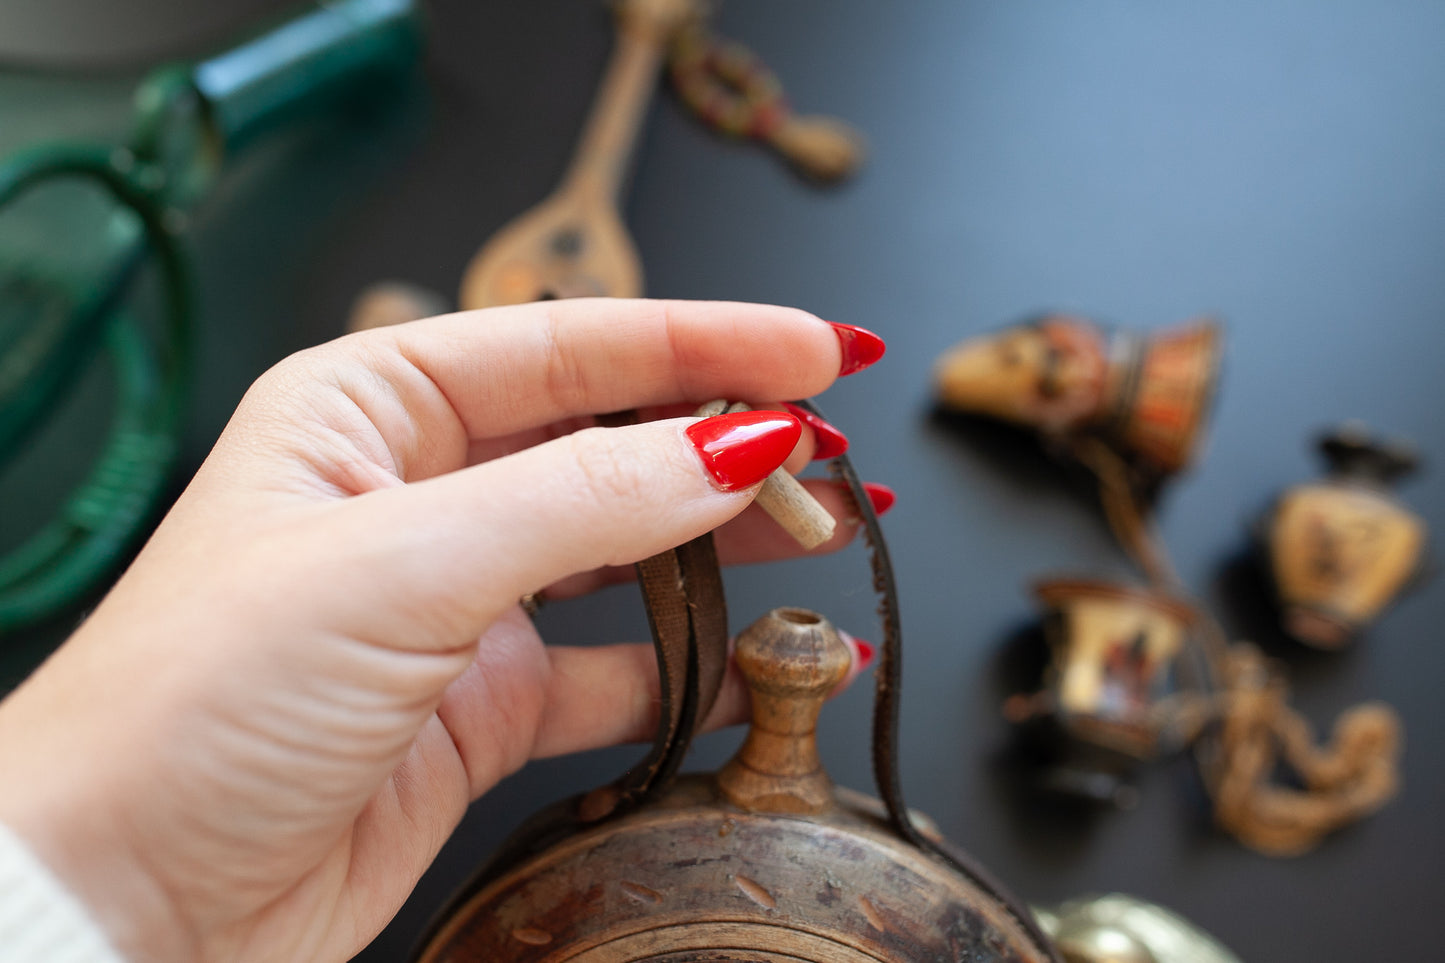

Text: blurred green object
xmin=0 ymin=0 xmax=420 ymax=631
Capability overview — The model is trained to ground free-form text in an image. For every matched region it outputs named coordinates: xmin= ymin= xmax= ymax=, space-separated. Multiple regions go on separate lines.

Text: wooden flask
xmin=414 ymin=608 xmax=1057 ymax=963
xmin=1264 ymin=424 xmax=1428 ymax=648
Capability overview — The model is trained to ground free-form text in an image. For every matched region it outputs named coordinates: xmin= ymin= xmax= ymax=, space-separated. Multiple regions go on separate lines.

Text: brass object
xmin=1034 ymin=894 xmax=1242 ymax=963
xmin=415 ymin=608 xmax=1057 ymax=962
xmin=934 ymin=315 xmax=1221 ymax=478
xmin=1005 ymin=579 xmax=1196 ymax=805
xmin=1264 ymin=423 xmax=1428 ymax=648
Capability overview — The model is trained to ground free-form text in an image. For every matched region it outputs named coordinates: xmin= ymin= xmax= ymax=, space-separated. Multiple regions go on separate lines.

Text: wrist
xmin=0 ymin=649 xmax=200 ymax=962
xmin=0 ymin=820 xmax=127 ymax=962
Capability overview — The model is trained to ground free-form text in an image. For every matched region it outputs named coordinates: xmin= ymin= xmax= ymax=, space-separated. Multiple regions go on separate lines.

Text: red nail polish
xmin=782 ymin=402 xmax=850 ymax=460
xmin=854 ymin=638 xmax=876 ymax=671
xmin=686 ymin=410 xmax=802 ymax=492
xmin=829 ymin=322 xmax=886 ymax=376
xmin=863 ymin=482 xmax=896 ymax=516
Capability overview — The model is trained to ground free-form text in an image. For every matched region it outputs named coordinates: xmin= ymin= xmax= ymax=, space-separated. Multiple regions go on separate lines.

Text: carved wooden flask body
xmin=415 ymin=609 xmax=1054 ymax=963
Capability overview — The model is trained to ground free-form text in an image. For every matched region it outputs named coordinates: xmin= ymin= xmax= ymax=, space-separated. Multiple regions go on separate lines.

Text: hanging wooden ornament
xmin=1003 ymin=579 xmax=1199 ymax=806
xmin=934 ymin=315 xmax=1221 ymax=479
xmin=458 ymin=0 xmax=697 ymax=309
xmin=1263 ymin=423 xmax=1428 ymax=648
xmin=934 ymin=315 xmax=1221 ymax=586
xmin=348 ymin=0 xmax=865 ymax=327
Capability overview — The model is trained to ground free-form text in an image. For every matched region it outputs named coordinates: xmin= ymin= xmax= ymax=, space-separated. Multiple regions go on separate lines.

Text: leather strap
xmin=613 ymin=532 xmax=728 ymax=805
xmin=796 ymin=397 xmax=1062 ymax=963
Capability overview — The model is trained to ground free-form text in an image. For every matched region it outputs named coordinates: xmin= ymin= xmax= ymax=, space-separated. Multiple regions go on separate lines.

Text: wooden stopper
xmin=695 ymin=400 xmax=836 ymax=550
xmin=717 ymin=607 xmax=851 ymax=814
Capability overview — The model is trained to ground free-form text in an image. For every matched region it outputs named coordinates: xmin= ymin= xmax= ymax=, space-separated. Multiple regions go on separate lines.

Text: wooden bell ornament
xmin=1004 ymin=579 xmax=1197 ymax=806
xmin=934 ymin=315 xmax=1221 ymax=587
xmin=1263 ymin=423 xmax=1428 ymax=648
xmin=934 ymin=315 xmax=1222 ymax=479
xmin=415 ymin=608 xmax=1058 ymax=962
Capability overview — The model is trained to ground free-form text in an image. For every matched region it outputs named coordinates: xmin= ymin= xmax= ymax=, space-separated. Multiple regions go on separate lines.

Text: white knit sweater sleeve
xmin=0 ymin=821 xmax=125 ymax=963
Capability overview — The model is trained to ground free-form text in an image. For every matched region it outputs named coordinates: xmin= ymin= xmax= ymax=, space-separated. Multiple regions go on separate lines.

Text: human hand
xmin=0 ymin=299 xmax=886 ymax=962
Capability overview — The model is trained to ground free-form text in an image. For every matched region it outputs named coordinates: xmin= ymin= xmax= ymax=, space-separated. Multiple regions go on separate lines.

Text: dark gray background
xmin=2 ymin=1 xmax=1443 ymax=960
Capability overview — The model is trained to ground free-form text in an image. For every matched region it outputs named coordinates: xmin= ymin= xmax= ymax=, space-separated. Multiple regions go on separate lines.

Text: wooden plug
xmin=693 ymin=400 xmax=836 ymax=550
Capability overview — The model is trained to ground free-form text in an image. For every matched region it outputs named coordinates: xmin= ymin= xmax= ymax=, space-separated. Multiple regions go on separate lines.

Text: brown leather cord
xmin=795 ymin=398 xmax=1062 ymax=963
xmin=613 ymin=532 xmax=728 ymax=806
xmin=586 ymin=408 xmax=731 ymax=807
xmin=1068 ymin=435 xmax=1179 ymax=588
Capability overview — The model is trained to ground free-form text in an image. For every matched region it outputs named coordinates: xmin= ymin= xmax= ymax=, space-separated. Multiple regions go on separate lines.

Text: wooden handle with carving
xmin=717 ymin=607 xmax=851 ymax=814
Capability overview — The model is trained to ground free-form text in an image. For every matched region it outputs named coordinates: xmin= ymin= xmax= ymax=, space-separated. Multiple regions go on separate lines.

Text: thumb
xmin=294 ymin=409 xmax=803 ymax=650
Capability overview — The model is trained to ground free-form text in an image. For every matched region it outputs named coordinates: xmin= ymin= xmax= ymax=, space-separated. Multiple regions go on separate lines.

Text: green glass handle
xmin=191 ymin=0 xmax=421 ymax=152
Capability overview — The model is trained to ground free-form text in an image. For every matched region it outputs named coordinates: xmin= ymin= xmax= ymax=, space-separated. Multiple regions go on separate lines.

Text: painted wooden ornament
xmin=934 ymin=315 xmax=1222 ymax=479
xmin=347 ymin=0 xmax=864 ymax=327
xmin=415 ymin=608 xmax=1058 ymax=962
xmin=1004 ymin=579 xmax=1197 ymax=805
xmin=459 ymin=0 xmax=697 ymax=309
xmin=1264 ymin=423 xmax=1428 ymax=648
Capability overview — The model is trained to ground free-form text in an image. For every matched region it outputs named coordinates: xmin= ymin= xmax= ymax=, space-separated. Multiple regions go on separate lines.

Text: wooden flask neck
xmin=717 ymin=607 xmax=852 ymax=815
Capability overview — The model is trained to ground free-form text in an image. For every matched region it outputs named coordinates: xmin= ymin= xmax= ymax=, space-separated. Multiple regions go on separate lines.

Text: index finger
xmin=342 ymin=298 xmax=856 ymax=440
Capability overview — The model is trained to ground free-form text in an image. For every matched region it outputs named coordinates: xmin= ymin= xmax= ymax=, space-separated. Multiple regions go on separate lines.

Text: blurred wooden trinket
xmin=934 ymin=315 xmax=1222 ymax=479
xmin=1005 ymin=579 xmax=1196 ymax=806
xmin=1264 ymin=423 xmax=1428 ymax=648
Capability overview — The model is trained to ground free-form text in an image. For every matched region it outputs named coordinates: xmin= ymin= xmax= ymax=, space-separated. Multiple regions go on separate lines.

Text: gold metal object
xmin=1034 ymin=894 xmax=1242 ymax=963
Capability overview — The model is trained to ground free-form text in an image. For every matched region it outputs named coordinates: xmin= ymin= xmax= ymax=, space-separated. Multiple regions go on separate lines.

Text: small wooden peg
xmin=693 ymin=400 xmax=837 ymax=549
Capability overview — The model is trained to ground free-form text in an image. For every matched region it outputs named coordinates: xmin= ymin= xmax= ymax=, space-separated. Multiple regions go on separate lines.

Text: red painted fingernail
xmin=829 ymin=321 xmax=886 ymax=376
xmin=782 ymin=402 xmax=850 ymax=460
xmin=853 ymin=638 xmax=876 ymax=671
xmin=863 ymin=482 xmax=896 ymax=516
xmin=686 ymin=410 xmax=802 ymax=492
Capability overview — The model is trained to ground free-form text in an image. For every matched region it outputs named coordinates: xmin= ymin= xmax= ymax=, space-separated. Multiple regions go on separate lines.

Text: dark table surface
xmin=3 ymin=2 xmax=1443 ymax=960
